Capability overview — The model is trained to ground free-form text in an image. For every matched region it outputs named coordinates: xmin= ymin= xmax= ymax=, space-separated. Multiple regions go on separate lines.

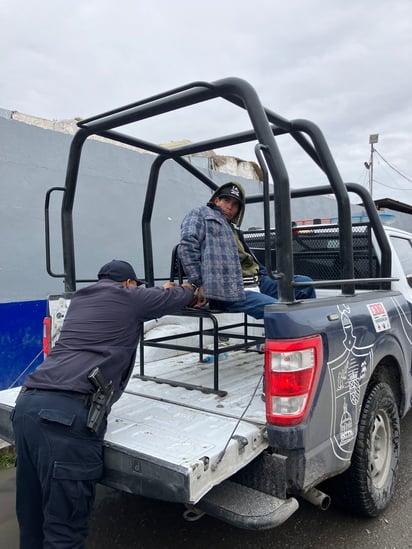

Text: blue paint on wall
xmin=0 ymin=300 xmax=46 ymax=389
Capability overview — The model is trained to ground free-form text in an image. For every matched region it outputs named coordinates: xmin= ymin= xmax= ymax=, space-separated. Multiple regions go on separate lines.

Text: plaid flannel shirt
xmin=179 ymin=203 xmax=245 ymax=302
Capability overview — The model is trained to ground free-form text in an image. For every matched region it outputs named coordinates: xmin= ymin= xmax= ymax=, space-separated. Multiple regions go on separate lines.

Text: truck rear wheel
xmin=336 ymin=381 xmax=400 ymax=517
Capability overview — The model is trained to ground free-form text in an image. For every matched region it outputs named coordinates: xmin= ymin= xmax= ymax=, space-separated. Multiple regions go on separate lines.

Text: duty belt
xmin=20 ymin=386 xmax=92 ymax=407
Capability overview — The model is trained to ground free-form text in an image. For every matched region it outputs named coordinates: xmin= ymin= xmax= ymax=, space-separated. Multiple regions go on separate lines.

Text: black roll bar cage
xmin=45 ymin=77 xmax=390 ymax=296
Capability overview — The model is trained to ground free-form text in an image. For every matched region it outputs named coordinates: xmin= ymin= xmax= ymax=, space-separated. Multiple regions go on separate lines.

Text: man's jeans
xmin=217 ymin=274 xmax=316 ymax=319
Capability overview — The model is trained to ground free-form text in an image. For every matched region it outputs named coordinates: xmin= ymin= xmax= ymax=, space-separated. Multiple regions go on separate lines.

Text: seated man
xmin=179 ymin=182 xmax=316 ymax=320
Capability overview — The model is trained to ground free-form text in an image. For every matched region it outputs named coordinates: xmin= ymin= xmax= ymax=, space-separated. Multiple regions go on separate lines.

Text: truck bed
xmin=0 ymin=348 xmax=268 ymax=505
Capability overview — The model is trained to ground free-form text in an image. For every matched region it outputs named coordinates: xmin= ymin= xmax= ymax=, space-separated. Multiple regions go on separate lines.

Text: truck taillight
xmin=264 ymin=335 xmax=323 ymax=426
xmin=43 ymin=317 xmax=51 ymax=356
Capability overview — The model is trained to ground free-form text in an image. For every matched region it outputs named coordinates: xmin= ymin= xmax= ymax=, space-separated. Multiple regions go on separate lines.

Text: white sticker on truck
xmin=367 ymin=302 xmax=391 ymax=332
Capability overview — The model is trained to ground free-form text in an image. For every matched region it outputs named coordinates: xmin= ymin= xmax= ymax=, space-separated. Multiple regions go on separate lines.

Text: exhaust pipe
xmin=301 ymin=487 xmax=331 ymax=511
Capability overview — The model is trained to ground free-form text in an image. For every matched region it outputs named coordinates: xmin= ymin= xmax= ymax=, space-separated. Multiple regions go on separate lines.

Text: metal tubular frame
xmin=44 ymin=77 xmax=394 ymax=392
xmin=52 ymin=77 xmax=383 ymax=297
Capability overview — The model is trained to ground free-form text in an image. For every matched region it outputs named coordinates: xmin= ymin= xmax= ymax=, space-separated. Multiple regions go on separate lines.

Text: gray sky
xmin=1 ymin=0 xmax=412 ymax=203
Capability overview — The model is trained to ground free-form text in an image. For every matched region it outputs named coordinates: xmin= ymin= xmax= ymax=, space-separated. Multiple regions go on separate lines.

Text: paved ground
xmin=0 ymin=466 xmax=18 ymax=549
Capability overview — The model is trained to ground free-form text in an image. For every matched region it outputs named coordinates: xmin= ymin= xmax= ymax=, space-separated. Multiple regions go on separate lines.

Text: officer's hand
xmin=193 ymin=286 xmax=208 ymax=308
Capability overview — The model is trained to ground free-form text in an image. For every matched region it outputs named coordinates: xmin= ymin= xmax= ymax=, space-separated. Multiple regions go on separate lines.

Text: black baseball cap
xmin=217 ymin=184 xmax=243 ymax=205
xmin=98 ymin=260 xmax=144 ymax=285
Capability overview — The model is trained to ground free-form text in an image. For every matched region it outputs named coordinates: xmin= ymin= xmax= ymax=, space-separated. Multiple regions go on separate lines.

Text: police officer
xmin=12 ymin=260 xmax=195 ymax=549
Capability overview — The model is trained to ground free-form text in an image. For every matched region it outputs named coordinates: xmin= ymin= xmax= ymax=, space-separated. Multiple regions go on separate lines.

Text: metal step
xmin=194 ymin=480 xmax=299 ymax=530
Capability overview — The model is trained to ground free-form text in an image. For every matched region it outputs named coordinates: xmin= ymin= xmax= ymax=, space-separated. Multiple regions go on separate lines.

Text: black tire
xmin=335 ymin=381 xmax=400 ymax=517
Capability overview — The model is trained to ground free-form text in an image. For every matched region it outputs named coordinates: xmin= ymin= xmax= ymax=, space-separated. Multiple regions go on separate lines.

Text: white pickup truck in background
xmin=382 ymin=225 xmax=412 ymax=302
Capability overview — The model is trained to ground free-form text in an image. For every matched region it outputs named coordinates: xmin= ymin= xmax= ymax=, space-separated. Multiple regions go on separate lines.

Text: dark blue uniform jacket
xmin=24 ymin=279 xmax=192 ymax=403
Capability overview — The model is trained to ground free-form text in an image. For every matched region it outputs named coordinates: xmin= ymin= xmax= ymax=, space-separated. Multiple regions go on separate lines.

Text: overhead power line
xmin=373 ymin=178 xmax=412 ymax=191
xmin=374 ymin=148 xmax=412 ymax=184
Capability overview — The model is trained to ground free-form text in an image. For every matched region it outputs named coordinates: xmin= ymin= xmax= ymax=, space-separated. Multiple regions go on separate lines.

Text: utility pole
xmin=368 ymin=133 xmax=379 ymax=197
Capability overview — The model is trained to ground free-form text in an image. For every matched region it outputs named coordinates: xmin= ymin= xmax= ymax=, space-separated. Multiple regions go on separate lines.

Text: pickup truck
xmin=1 ymin=77 xmax=412 ymax=530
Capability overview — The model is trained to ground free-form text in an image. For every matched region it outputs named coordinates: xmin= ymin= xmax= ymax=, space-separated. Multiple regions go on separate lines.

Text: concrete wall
xmin=1 ymin=112 xmax=269 ymax=302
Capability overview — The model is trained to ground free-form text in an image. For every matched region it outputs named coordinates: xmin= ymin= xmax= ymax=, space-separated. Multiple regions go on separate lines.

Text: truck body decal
xmin=367 ymin=302 xmax=391 ymax=332
xmin=328 ymin=304 xmax=373 ymax=461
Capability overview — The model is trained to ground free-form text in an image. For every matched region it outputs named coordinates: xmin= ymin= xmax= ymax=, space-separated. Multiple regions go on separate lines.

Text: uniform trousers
xmin=12 ymin=389 xmax=106 ymax=549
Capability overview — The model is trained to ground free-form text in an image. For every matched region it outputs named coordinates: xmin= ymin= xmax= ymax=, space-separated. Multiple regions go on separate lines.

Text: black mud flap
xmin=194 ymin=480 xmax=299 ymax=530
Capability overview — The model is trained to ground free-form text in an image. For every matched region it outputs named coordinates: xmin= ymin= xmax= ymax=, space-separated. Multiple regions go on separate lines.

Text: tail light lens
xmin=43 ymin=317 xmax=51 ymax=356
xmin=264 ymin=335 xmax=323 ymax=426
